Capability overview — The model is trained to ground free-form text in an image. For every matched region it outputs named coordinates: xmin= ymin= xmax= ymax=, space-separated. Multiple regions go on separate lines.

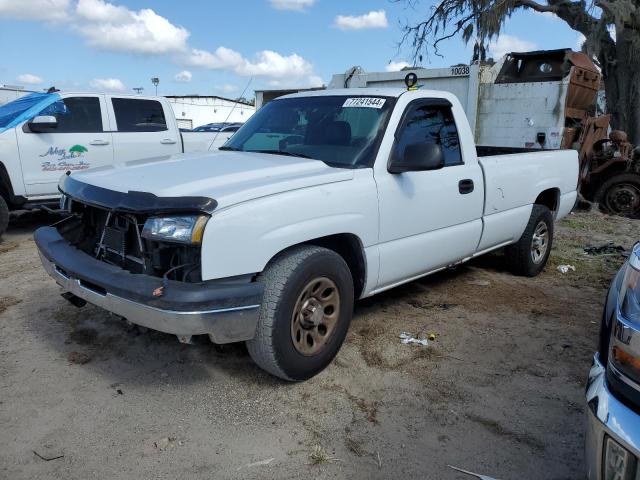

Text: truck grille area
xmin=57 ymin=202 xmax=202 ymax=283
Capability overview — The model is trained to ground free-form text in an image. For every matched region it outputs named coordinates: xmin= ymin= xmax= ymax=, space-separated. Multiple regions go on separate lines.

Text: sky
xmin=0 ymin=0 xmax=585 ymax=99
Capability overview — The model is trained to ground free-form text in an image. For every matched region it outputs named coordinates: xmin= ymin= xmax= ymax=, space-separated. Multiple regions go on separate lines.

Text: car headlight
xmin=621 ymin=243 xmax=640 ymax=323
xmin=141 ymin=215 xmax=209 ymax=244
xmin=609 ymin=243 xmax=640 ymax=383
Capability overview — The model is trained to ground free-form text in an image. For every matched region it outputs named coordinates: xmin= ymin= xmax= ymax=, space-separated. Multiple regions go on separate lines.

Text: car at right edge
xmin=586 ymin=242 xmax=640 ymax=479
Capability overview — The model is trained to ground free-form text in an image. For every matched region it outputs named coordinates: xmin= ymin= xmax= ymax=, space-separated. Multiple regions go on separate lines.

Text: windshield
xmin=0 ymin=92 xmax=65 ymax=133
xmin=223 ymin=95 xmax=395 ymax=168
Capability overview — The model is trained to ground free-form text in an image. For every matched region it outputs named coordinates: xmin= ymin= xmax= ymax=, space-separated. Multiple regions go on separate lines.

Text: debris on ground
xmin=399 ymin=332 xmax=429 ymax=346
xmin=584 ymin=242 xmax=627 ymax=256
xmin=32 ymin=450 xmax=64 ymax=462
xmin=448 ymin=464 xmax=501 ymax=480
xmin=557 ymin=264 xmax=576 ymax=274
xmin=237 ymin=457 xmax=275 ymax=471
xmin=465 ymin=279 xmax=491 ymax=286
xmin=67 ymin=351 xmax=91 ymax=365
xmin=153 ymin=437 xmax=176 ymax=451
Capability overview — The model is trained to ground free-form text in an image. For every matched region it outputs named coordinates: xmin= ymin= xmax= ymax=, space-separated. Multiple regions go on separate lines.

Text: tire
xmin=246 ymin=245 xmax=354 ymax=381
xmin=505 ymin=205 xmax=553 ymax=277
xmin=593 ymin=172 xmax=640 ymax=219
xmin=0 ymin=196 xmax=8 ymax=238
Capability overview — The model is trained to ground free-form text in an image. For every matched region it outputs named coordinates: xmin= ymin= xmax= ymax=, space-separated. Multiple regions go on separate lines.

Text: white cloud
xmin=75 ymin=0 xmax=189 ymax=54
xmin=184 ymin=47 xmax=245 ymax=70
xmin=89 ymin=78 xmax=126 ymax=92
xmin=385 ymin=61 xmax=411 ymax=72
xmin=237 ymin=50 xmax=314 ymax=79
xmin=270 ymin=0 xmax=315 ymax=11
xmin=0 ymin=0 xmax=70 ymax=22
xmin=16 ymin=73 xmax=43 ymax=85
xmin=183 ymin=47 xmax=316 ymax=83
xmin=335 ymin=10 xmax=388 ymax=30
xmin=174 ymin=70 xmax=192 ymax=83
xmin=576 ymin=33 xmax=586 ymax=50
xmin=214 ymin=84 xmax=239 ymax=94
xmin=488 ymin=34 xmax=537 ymax=59
xmin=0 ymin=0 xmax=321 ymax=87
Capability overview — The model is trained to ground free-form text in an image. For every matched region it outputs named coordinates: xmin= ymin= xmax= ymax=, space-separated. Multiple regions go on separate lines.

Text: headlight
xmin=609 ymin=243 xmax=640 ymax=384
xmin=621 ymin=243 xmax=640 ymax=323
xmin=141 ymin=215 xmax=209 ymax=244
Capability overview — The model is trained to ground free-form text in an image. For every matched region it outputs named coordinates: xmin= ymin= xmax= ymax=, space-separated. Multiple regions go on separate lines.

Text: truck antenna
xmin=210 ymin=77 xmax=253 ymax=149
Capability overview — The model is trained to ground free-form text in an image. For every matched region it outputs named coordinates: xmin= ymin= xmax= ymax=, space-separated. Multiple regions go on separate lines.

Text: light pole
xmin=133 ymin=87 xmax=144 ymax=95
xmin=151 ymin=77 xmax=159 ymax=96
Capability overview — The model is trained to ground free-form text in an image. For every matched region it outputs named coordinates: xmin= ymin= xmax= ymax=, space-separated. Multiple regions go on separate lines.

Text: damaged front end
xmin=34 ymin=175 xmax=262 ymax=344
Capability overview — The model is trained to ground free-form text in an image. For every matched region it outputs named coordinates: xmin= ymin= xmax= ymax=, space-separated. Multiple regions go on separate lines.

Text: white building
xmin=0 ymin=85 xmax=36 ymax=106
xmin=165 ymin=95 xmax=255 ymax=130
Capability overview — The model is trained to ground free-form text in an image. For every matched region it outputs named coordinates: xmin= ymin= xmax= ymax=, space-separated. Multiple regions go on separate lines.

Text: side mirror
xmin=388 ymin=143 xmax=444 ymax=174
xmin=28 ymin=115 xmax=58 ymax=133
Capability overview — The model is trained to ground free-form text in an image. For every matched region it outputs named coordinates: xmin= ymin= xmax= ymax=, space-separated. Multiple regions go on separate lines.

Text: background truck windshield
xmin=224 ymin=95 xmax=395 ymax=168
xmin=0 ymin=92 xmax=65 ymax=133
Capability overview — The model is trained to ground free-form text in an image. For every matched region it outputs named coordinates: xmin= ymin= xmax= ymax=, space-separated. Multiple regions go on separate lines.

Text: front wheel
xmin=246 ymin=246 xmax=354 ymax=381
xmin=504 ymin=205 xmax=554 ymax=277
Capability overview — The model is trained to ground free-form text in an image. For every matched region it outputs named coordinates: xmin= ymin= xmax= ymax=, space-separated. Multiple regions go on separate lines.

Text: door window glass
xmin=395 ymin=104 xmax=462 ymax=166
xmin=112 ymin=98 xmax=167 ymax=132
xmin=40 ymin=97 xmax=103 ymax=133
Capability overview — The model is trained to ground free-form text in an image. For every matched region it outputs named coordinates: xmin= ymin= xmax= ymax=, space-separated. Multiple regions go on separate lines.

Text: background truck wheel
xmin=246 ymin=245 xmax=354 ymax=381
xmin=593 ymin=173 xmax=640 ymax=219
xmin=0 ymin=196 xmax=8 ymax=238
xmin=504 ymin=205 xmax=553 ymax=277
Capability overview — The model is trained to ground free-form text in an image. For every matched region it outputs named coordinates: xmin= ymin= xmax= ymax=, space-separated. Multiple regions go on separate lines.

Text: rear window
xmin=111 ymin=98 xmax=167 ymax=132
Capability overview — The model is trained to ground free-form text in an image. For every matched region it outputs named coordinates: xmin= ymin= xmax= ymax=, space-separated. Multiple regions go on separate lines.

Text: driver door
xmin=16 ymin=95 xmax=112 ymax=197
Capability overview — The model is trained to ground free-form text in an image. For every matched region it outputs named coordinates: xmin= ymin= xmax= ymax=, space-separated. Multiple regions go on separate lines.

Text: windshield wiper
xmin=248 ymin=149 xmax=313 ymax=159
xmin=218 ymin=146 xmax=242 ymax=151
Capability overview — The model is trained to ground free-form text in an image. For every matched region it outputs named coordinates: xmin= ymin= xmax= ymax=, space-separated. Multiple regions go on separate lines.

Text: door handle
xmin=90 ymin=140 xmax=109 ymax=146
xmin=459 ymin=179 xmax=474 ymax=194
xmin=160 ymin=138 xmax=177 ymax=145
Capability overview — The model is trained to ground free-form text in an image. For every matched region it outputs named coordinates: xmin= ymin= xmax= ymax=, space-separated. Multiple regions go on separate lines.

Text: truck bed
xmin=474 ymin=148 xmax=579 ymax=252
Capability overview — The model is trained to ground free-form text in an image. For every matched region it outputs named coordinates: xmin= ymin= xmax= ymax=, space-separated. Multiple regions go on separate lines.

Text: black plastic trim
xmin=59 ymin=174 xmax=217 ymax=214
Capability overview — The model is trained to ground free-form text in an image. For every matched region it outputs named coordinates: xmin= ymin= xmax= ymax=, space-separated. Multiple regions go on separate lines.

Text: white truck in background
xmin=0 ymin=91 xmax=221 ymax=236
xmin=330 ymin=49 xmax=601 ymax=152
xmin=35 ymin=87 xmax=578 ymax=380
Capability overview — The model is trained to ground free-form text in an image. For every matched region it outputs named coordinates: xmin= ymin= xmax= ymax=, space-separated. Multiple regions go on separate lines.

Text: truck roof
xmin=278 ymin=87 xmax=454 ymax=101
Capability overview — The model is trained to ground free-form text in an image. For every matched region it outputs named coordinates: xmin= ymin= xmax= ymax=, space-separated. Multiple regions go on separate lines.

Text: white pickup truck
xmin=35 ymin=87 xmax=578 ymax=381
xmin=0 ymin=91 xmax=219 ymax=236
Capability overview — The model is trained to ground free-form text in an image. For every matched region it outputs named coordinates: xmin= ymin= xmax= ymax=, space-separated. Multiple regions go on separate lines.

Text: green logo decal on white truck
xmin=40 ymin=144 xmax=90 ymax=171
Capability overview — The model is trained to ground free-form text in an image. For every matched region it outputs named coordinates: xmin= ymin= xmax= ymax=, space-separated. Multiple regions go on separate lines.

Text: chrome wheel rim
xmin=291 ymin=277 xmax=340 ymax=356
xmin=531 ymin=221 xmax=549 ymax=264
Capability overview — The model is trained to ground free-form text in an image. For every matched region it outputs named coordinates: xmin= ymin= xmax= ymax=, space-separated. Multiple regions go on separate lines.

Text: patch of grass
xmin=309 ymin=445 xmax=331 ymax=465
xmin=0 ymin=296 xmax=22 ymax=315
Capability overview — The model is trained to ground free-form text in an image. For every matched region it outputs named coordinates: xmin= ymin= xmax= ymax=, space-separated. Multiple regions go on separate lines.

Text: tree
xmin=397 ymin=0 xmax=640 ymax=144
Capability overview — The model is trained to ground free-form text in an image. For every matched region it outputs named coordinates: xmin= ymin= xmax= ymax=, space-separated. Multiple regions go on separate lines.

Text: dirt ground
xmin=0 ymin=208 xmax=638 ymax=480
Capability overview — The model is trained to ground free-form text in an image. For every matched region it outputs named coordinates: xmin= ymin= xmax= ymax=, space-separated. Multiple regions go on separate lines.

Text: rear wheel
xmin=246 ymin=246 xmax=354 ymax=381
xmin=594 ymin=173 xmax=640 ymax=219
xmin=505 ymin=205 xmax=553 ymax=277
xmin=0 ymin=196 xmax=9 ymax=238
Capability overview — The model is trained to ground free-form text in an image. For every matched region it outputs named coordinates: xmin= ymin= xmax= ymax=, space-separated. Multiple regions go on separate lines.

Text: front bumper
xmin=34 ymin=226 xmax=263 ymax=343
xmin=585 ymin=353 xmax=640 ymax=479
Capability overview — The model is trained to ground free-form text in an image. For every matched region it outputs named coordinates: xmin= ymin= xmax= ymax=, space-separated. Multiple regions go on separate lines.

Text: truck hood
xmin=66 ymin=151 xmax=354 ymax=210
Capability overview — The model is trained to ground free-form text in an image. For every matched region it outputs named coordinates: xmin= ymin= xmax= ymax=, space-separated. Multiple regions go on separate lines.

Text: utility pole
xmin=151 ymin=77 xmax=159 ymax=96
xmin=133 ymin=87 xmax=143 ymax=95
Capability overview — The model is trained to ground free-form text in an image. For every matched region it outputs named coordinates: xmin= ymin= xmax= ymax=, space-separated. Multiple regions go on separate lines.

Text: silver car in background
xmin=586 ymin=242 xmax=640 ymax=479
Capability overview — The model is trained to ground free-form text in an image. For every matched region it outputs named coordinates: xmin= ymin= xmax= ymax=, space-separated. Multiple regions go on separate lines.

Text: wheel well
xmin=0 ymin=162 xmax=20 ymax=207
xmin=535 ymin=188 xmax=560 ymax=214
xmin=272 ymin=234 xmax=367 ymax=299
